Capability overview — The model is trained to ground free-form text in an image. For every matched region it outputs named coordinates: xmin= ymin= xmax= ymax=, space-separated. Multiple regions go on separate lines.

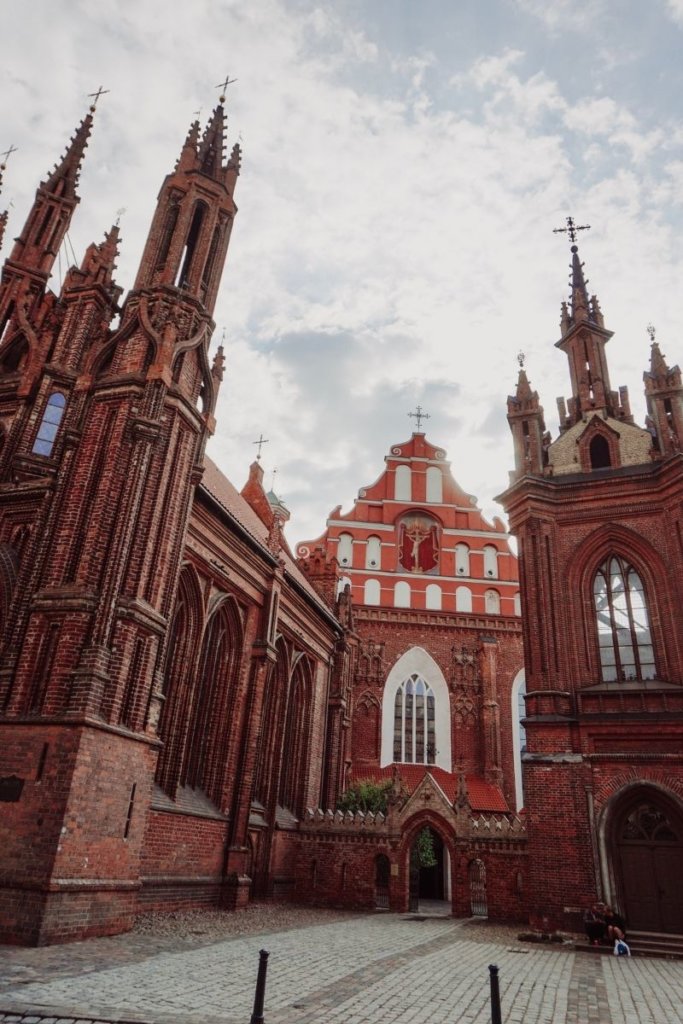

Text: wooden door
xmin=617 ymin=801 xmax=683 ymax=933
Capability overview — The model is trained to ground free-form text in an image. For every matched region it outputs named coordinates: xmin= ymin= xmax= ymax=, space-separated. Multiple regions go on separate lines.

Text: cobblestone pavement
xmin=1 ymin=909 xmax=683 ymax=1024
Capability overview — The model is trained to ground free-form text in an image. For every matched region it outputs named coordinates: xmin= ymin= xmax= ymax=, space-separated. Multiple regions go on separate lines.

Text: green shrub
xmin=336 ymin=778 xmax=393 ymax=815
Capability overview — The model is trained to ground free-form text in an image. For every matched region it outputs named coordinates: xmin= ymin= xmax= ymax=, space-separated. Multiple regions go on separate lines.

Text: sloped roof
xmin=355 ymin=764 xmax=508 ymax=813
xmin=199 ymin=456 xmax=337 ymax=621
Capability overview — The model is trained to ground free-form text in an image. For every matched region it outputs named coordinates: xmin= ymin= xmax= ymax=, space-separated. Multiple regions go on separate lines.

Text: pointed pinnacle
xmin=649 ymin=340 xmax=669 ymax=376
xmin=515 ymin=367 xmax=533 ymax=400
xmin=569 ymin=244 xmax=590 ymax=321
xmin=42 ymin=110 xmax=94 ymax=199
xmin=197 ymin=105 xmax=227 ymax=178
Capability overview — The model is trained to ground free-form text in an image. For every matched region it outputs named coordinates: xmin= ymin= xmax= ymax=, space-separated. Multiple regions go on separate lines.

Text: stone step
xmin=576 ymin=930 xmax=683 ymax=960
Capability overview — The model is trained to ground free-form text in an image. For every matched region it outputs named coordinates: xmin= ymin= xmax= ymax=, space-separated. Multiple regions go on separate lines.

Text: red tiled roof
xmin=352 ymin=764 xmax=509 ymax=813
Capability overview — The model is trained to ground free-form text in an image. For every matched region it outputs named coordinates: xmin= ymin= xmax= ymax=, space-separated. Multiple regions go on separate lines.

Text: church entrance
xmin=408 ymin=827 xmax=448 ymax=911
xmin=613 ymin=794 xmax=683 ymax=933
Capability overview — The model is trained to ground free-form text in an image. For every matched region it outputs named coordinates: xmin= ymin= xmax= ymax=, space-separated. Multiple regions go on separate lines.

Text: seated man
xmin=583 ymin=902 xmax=606 ymax=945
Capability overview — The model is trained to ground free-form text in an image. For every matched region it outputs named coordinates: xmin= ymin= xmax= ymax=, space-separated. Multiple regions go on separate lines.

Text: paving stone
xmin=1 ymin=910 xmax=682 ymax=1024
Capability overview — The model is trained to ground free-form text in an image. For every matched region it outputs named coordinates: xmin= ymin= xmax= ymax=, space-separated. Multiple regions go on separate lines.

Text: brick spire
xmin=197 ymin=104 xmax=227 ymax=179
xmin=41 ymin=109 xmax=94 ymax=201
xmin=554 ymin=241 xmax=626 ymax=426
xmin=5 ymin=106 xmax=95 ymax=291
xmin=644 ymin=332 xmax=683 ymax=456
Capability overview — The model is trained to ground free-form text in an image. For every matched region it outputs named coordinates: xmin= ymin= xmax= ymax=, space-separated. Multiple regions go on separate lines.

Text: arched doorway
xmin=613 ymin=792 xmax=683 ymax=933
xmin=408 ymin=826 xmax=449 ymax=911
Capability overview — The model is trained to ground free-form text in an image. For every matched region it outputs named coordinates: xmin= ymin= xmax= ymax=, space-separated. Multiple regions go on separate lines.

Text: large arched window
xmin=32 ymin=392 xmax=66 ymax=457
xmin=593 ymin=556 xmax=655 ymax=682
xmin=393 ymin=673 xmax=435 ymax=764
xmin=279 ymin=660 xmax=313 ymax=815
xmin=380 ymin=647 xmax=451 ymax=769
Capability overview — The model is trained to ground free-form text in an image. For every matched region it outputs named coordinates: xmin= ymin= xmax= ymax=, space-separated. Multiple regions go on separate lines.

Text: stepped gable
xmin=297 ymin=430 xmax=519 ymax=617
xmin=357 ymin=764 xmax=508 ymax=813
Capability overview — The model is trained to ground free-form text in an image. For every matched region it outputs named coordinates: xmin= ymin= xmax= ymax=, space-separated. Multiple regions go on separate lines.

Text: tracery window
xmin=32 ymin=392 xmax=66 ymax=456
xmin=593 ymin=556 xmax=655 ymax=682
xmin=393 ymin=672 xmax=436 ymax=764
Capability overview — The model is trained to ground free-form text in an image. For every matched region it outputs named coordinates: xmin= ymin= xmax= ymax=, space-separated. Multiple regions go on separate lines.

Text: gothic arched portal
xmin=609 ymin=786 xmax=683 ymax=933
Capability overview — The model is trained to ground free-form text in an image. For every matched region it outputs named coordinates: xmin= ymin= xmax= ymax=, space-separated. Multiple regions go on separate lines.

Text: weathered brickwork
xmin=502 ymin=239 xmax=683 ymax=935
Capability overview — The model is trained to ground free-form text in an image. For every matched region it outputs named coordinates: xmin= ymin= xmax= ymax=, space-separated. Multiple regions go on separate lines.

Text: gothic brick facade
xmin=1 ymin=101 xmax=680 ymax=945
xmin=500 ymin=239 xmax=683 ymax=935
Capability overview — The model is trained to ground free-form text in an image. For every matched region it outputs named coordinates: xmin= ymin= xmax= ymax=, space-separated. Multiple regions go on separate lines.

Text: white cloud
xmin=2 ymin=2 xmax=683 ymax=545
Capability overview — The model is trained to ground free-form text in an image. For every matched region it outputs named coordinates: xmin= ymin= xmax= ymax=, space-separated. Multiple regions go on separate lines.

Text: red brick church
xmin=0 ymin=101 xmax=680 ymax=944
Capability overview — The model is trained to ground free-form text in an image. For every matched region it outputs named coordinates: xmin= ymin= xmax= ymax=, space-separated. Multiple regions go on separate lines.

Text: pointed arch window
xmin=32 ymin=392 xmax=66 ymax=457
xmin=393 ymin=673 xmax=435 ymax=764
xmin=593 ymin=556 xmax=655 ymax=682
xmin=590 ymin=434 xmax=611 ymax=469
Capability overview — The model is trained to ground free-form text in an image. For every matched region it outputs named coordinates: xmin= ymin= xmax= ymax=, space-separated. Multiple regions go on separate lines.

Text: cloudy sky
xmin=3 ymin=0 xmax=683 ymax=545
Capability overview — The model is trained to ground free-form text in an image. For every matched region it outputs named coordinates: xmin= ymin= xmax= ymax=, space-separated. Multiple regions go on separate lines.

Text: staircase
xmin=576 ymin=930 xmax=683 ymax=960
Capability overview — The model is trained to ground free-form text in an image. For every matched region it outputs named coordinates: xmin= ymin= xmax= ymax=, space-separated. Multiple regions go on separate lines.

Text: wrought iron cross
xmin=87 ymin=86 xmax=110 ymax=110
xmin=517 ymin=350 xmax=525 ymax=369
xmin=408 ymin=405 xmax=430 ymax=431
xmin=0 ymin=144 xmax=17 ymax=169
xmin=647 ymin=323 xmax=656 ymax=343
xmin=215 ymin=75 xmax=238 ymax=102
xmin=553 ymin=215 xmax=591 ymax=245
xmin=253 ymin=434 xmax=269 ymax=460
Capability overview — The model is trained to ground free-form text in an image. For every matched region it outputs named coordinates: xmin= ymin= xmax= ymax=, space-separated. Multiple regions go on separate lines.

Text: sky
xmin=3 ymin=0 xmax=683 ymax=546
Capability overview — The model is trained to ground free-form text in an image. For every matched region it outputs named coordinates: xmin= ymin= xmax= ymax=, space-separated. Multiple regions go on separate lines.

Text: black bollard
xmin=250 ymin=948 xmax=270 ymax=1024
xmin=488 ymin=963 xmax=502 ymax=1024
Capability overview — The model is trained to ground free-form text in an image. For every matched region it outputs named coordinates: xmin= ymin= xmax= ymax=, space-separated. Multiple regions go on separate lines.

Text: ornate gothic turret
xmin=644 ymin=334 xmax=683 ymax=456
xmin=1 ymin=110 xmax=92 ymax=301
xmin=554 ymin=241 xmax=632 ymax=426
xmin=506 ymin=359 xmax=546 ymax=479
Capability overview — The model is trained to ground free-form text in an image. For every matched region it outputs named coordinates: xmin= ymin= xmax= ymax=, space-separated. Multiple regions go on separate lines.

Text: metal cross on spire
xmin=253 ymin=433 xmax=269 ymax=460
xmin=215 ymin=75 xmax=238 ymax=102
xmin=553 ymin=215 xmax=591 ymax=246
xmin=0 ymin=144 xmax=17 ymax=170
xmin=408 ymin=405 xmax=430 ymax=432
xmin=517 ymin=350 xmax=526 ymax=368
xmin=87 ymin=86 xmax=110 ymax=112
xmin=647 ymin=323 xmax=656 ymax=343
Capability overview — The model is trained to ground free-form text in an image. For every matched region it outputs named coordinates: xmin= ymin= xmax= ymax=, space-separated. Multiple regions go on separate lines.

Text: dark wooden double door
xmin=617 ymin=799 xmax=683 ymax=933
